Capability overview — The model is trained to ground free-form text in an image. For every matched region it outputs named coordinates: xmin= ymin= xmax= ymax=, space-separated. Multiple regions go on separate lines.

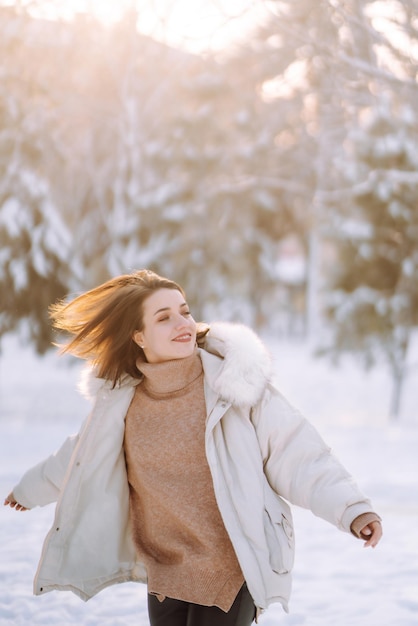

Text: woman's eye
xmin=157 ymin=311 xmax=191 ymax=322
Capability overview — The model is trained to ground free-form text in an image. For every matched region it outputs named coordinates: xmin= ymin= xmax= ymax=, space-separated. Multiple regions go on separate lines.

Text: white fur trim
xmin=204 ymin=322 xmax=273 ymax=407
xmin=77 ymin=365 xmax=106 ymax=399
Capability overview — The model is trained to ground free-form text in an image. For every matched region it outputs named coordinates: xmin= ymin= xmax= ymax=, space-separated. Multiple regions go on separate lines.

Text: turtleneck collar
xmin=136 ymin=349 xmax=203 ymax=398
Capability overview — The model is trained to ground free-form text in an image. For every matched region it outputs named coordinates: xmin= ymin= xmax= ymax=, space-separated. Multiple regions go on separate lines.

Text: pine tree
xmin=0 ymin=7 xmax=71 ymax=352
xmin=325 ymin=98 xmax=418 ymax=418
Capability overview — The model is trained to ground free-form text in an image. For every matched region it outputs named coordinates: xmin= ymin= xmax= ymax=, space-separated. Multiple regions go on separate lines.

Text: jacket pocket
xmin=263 ymin=486 xmax=295 ymax=574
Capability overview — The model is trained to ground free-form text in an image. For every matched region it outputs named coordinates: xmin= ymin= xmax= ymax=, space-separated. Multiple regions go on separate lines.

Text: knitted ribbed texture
xmin=350 ymin=511 xmax=382 ymax=538
xmin=124 ymin=350 xmax=244 ymax=612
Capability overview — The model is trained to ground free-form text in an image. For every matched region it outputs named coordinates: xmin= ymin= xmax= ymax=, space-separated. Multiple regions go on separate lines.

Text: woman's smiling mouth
xmin=173 ymin=333 xmax=192 ymax=342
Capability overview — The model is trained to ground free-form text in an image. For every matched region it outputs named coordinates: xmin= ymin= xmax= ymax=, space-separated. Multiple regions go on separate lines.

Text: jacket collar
xmin=79 ymin=322 xmax=273 ymax=408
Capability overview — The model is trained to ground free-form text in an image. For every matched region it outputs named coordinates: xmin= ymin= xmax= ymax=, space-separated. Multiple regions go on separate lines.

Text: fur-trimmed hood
xmin=201 ymin=322 xmax=273 ymax=407
xmin=79 ymin=322 xmax=273 ymax=408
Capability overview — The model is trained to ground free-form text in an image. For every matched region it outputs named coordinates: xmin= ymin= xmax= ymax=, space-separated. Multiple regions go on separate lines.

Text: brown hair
xmin=49 ymin=269 xmax=208 ymax=386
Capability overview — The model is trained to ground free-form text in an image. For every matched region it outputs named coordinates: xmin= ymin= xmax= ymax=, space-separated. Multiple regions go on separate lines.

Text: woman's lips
xmin=172 ymin=333 xmax=192 ymax=342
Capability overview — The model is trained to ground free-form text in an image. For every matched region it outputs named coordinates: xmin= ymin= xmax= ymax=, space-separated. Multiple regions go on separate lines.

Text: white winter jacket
xmin=13 ymin=323 xmax=376 ymax=613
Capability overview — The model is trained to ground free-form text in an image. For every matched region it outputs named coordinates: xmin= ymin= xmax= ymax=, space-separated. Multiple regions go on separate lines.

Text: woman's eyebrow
xmin=153 ymin=303 xmax=188 ymax=316
xmin=153 ymin=307 xmax=170 ymax=316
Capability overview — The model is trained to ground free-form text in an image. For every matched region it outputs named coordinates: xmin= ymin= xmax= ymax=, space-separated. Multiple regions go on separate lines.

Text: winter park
xmin=1 ymin=1 xmax=418 ymax=625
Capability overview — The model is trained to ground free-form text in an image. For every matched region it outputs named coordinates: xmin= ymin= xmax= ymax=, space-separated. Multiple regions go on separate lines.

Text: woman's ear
xmin=133 ymin=331 xmax=145 ymax=349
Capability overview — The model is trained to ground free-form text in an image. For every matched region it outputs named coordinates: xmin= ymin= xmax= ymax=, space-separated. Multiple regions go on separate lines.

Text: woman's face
xmin=133 ymin=288 xmax=197 ymax=363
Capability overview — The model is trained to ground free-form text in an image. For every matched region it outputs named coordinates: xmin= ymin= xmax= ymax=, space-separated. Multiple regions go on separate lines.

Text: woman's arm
xmin=253 ymin=385 xmax=382 ymax=540
xmin=4 ymin=430 xmax=81 ymax=511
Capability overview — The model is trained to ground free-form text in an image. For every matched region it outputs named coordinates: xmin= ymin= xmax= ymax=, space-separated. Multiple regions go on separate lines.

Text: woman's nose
xmin=174 ymin=314 xmax=187 ymax=327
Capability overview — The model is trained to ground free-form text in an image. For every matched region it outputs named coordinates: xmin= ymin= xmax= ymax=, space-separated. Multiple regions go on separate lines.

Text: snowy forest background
xmin=1 ymin=0 xmax=418 ymax=419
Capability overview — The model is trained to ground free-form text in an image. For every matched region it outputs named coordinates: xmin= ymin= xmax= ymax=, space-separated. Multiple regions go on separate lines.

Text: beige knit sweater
xmin=124 ymin=350 xmax=244 ymax=612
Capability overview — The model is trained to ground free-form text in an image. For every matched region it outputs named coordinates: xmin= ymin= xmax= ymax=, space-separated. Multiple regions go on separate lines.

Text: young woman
xmin=4 ymin=269 xmax=382 ymax=626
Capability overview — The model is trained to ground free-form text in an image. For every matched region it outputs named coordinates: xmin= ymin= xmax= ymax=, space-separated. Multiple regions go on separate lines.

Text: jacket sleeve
xmin=252 ymin=384 xmax=377 ymax=533
xmin=12 ymin=431 xmax=80 ymax=509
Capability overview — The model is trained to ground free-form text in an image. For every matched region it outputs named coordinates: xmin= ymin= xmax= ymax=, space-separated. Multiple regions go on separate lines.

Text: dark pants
xmin=147 ymin=584 xmax=256 ymax=626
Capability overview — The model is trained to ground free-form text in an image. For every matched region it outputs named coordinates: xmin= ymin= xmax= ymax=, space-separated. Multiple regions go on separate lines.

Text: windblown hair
xmin=49 ymin=269 xmax=208 ymax=386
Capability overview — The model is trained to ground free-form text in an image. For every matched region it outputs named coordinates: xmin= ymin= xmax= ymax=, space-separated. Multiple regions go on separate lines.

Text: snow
xmin=1 ymin=333 xmax=417 ymax=626
xmin=0 ymin=198 xmax=23 ymax=239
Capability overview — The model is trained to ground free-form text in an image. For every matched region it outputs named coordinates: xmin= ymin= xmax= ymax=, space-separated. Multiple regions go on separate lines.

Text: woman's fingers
xmin=4 ymin=492 xmax=28 ymax=511
xmin=361 ymin=521 xmax=382 ymax=548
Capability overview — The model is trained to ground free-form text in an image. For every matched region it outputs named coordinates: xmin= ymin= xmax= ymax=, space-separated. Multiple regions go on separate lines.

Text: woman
xmin=4 ymin=269 xmax=382 ymax=626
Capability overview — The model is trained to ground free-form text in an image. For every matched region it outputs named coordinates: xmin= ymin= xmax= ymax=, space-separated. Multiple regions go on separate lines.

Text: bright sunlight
xmin=12 ymin=0 xmax=266 ymax=53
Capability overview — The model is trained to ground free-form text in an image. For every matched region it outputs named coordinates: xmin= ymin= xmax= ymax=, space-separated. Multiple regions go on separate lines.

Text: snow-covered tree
xmin=0 ymin=6 xmax=73 ymax=351
xmin=0 ymin=194 xmax=72 ymax=352
xmin=231 ymin=0 xmax=366 ymax=335
xmin=324 ymin=98 xmax=418 ymax=418
xmin=127 ymin=57 xmax=305 ymax=326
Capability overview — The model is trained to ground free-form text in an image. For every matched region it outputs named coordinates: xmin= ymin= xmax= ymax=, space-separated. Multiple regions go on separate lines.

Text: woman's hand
xmin=3 ymin=492 xmax=29 ymax=511
xmin=359 ymin=520 xmax=382 ymax=548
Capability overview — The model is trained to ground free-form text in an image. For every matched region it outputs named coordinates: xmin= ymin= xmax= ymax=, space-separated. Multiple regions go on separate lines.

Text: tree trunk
xmin=389 ymin=369 xmax=404 ymax=420
xmin=389 ymin=335 xmax=410 ymax=420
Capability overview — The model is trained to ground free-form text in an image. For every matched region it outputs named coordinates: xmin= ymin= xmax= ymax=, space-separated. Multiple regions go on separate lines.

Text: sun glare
xmin=134 ymin=0 xmax=266 ymax=52
xmin=82 ymin=0 xmax=126 ymax=25
xmin=15 ymin=0 xmax=265 ymax=53
xmin=59 ymin=0 xmax=134 ymax=25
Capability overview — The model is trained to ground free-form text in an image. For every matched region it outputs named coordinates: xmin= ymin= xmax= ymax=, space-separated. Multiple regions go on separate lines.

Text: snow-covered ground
xmin=0 ymin=333 xmax=417 ymax=626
